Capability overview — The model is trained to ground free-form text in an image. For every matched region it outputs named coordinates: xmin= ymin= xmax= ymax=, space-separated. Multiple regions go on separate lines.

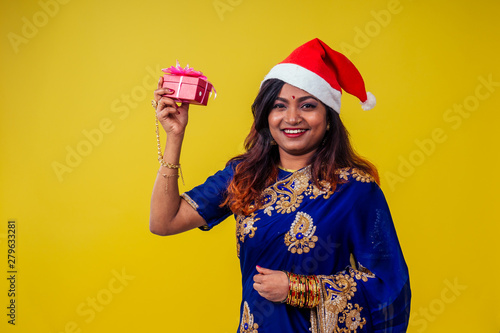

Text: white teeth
xmin=284 ymin=129 xmax=306 ymax=134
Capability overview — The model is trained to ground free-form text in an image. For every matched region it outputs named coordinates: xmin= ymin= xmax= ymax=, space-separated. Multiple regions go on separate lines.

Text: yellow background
xmin=1 ymin=0 xmax=499 ymax=332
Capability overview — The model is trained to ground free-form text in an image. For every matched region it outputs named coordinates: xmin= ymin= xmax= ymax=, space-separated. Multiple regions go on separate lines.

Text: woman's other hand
xmin=153 ymin=76 xmax=189 ymax=137
xmin=253 ymin=266 xmax=288 ymax=303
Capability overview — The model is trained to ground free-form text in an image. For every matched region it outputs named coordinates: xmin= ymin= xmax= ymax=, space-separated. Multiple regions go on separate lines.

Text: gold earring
xmin=326 ymin=123 xmax=330 ymax=131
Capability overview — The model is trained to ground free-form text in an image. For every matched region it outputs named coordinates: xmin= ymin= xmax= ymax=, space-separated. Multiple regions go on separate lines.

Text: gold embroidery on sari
xmin=234 ymin=167 xmax=374 ymax=257
xmin=353 ymin=263 xmax=375 ymax=282
xmin=351 ymin=168 xmax=374 ymax=183
xmin=336 ymin=168 xmax=351 ymax=181
xmin=335 ymin=167 xmax=374 ymax=183
xmin=310 ymin=268 xmax=375 ymax=333
xmin=236 ymin=213 xmax=259 ymax=257
xmin=260 ymin=166 xmax=332 ymax=217
xmin=257 ymin=167 xmax=373 ymax=218
xmin=305 ymin=179 xmax=334 ymax=200
xmin=284 ymin=212 xmax=318 ymax=254
xmin=240 ymin=301 xmax=259 ymax=333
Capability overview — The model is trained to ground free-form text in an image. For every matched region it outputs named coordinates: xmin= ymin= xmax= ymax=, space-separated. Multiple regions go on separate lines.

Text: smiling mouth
xmin=283 ymin=129 xmax=307 ymax=134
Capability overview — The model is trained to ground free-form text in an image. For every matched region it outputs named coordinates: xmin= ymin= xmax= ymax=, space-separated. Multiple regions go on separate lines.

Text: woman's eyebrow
xmin=275 ymin=96 xmax=319 ymax=103
xmin=297 ymin=96 xmax=319 ymax=103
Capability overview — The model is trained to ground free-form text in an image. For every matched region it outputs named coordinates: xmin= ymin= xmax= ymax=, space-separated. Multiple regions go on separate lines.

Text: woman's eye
xmin=301 ymin=103 xmax=316 ymax=109
xmin=273 ymin=103 xmax=286 ymax=109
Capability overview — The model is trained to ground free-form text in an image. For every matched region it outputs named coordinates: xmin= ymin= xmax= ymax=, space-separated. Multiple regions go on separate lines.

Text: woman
xmin=150 ymin=38 xmax=411 ymax=332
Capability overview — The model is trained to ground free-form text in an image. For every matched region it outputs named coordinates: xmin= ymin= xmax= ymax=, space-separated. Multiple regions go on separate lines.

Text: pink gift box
xmin=162 ymin=75 xmax=214 ymax=106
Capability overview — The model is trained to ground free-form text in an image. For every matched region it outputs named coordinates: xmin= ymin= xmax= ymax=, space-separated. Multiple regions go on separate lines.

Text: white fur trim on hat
xmin=361 ymin=92 xmax=376 ymax=111
xmin=262 ymin=63 xmax=342 ymax=113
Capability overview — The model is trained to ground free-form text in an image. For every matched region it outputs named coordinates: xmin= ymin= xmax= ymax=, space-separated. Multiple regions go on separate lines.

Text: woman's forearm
xmin=149 ymin=133 xmax=185 ymax=235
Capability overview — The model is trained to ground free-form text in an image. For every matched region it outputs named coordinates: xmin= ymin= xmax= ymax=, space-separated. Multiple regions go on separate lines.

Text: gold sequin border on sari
xmin=310 ymin=267 xmax=375 ymax=333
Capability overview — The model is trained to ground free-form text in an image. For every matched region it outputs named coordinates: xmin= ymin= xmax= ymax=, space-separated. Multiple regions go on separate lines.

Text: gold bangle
xmin=304 ymin=275 xmax=309 ymax=307
xmin=305 ymin=276 xmax=311 ymax=307
xmin=299 ymin=275 xmax=306 ymax=308
xmin=286 ymin=272 xmax=316 ymax=308
xmin=161 ymin=162 xmax=181 ymax=169
xmin=283 ymin=273 xmax=321 ymax=308
xmin=296 ymin=274 xmax=302 ymax=308
xmin=293 ymin=275 xmax=300 ymax=307
xmin=282 ymin=271 xmax=290 ymax=303
xmin=307 ymin=276 xmax=320 ymax=308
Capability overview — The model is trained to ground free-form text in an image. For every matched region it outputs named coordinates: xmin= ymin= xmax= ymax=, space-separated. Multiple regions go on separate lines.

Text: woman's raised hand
xmin=153 ymin=76 xmax=190 ymax=137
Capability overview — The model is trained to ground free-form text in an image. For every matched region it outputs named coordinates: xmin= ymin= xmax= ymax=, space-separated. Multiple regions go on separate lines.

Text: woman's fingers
xmin=157 ymin=75 xmax=163 ymax=89
xmin=252 ymin=267 xmax=288 ymax=302
xmin=156 ymin=106 xmax=180 ymax=122
xmin=154 ymin=75 xmax=175 ymax=101
xmin=157 ymin=95 xmax=182 ymax=115
xmin=256 ymin=265 xmax=274 ymax=275
xmin=253 ymin=273 xmax=263 ymax=284
xmin=154 ymin=87 xmax=175 ymax=102
xmin=156 ymin=76 xmax=175 ymax=94
xmin=157 ymin=96 xmax=177 ymax=110
xmin=157 ymin=107 xmax=177 ymax=120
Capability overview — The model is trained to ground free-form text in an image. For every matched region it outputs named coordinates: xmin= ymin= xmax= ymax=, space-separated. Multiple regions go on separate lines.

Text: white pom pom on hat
xmin=262 ymin=38 xmax=376 ymax=114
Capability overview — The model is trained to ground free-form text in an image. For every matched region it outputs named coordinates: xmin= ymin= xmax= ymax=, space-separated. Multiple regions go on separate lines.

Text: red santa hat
xmin=262 ymin=38 xmax=376 ymax=113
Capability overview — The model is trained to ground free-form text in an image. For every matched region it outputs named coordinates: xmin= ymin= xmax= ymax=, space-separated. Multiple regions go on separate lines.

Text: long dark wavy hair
xmin=222 ymin=79 xmax=379 ymax=215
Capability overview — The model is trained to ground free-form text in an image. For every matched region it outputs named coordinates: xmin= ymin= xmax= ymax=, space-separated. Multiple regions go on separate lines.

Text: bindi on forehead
xmin=292 ymin=96 xmax=295 ymax=99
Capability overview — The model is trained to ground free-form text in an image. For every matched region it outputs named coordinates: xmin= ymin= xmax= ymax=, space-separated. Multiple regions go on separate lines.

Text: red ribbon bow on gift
xmin=162 ymin=60 xmax=207 ymax=80
xmin=161 ymin=60 xmax=216 ymax=99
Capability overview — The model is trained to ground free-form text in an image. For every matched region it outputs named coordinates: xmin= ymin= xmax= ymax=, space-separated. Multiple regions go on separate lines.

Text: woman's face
xmin=268 ymin=84 xmax=328 ymax=163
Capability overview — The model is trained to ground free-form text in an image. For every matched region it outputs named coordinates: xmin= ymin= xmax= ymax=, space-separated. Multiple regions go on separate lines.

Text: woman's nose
xmin=284 ymin=107 xmax=301 ymax=125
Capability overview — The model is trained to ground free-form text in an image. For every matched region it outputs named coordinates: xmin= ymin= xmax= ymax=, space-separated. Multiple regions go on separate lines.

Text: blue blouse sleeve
xmin=181 ymin=163 xmax=235 ymax=231
xmin=347 ymin=182 xmax=411 ymax=331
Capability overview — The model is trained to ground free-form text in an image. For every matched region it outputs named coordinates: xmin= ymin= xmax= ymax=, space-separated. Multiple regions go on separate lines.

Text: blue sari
xmin=182 ymin=165 xmax=411 ymax=332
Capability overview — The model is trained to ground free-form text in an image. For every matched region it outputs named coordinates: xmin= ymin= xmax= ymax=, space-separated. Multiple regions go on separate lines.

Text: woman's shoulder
xmin=334 ymin=167 xmax=387 ymax=204
xmin=335 ymin=167 xmax=377 ymax=185
xmin=224 ymin=156 xmax=244 ymax=170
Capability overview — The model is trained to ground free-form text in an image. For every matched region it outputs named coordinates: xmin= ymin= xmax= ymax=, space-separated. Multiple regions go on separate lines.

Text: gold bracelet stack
xmin=284 ymin=272 xmax=320 ymax=308
xmin=155 ymin=115 xmax=184 ymax=185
